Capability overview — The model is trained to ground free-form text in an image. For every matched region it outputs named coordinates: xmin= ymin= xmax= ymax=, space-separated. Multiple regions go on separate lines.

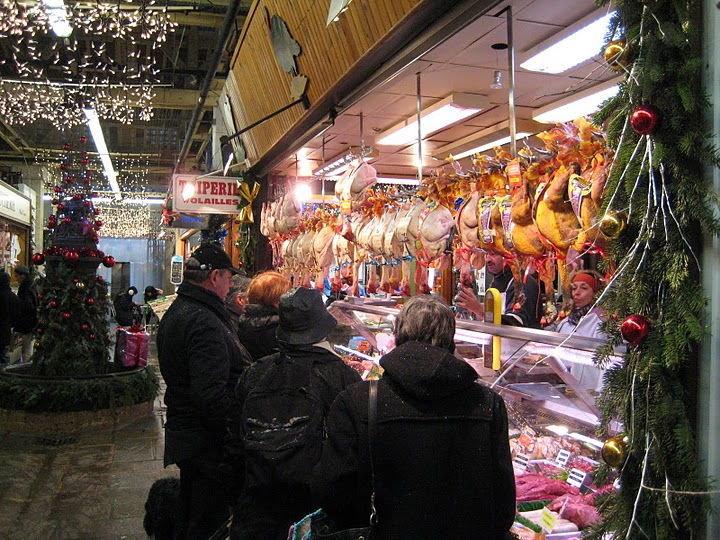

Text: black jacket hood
xmin=380 ymin=341 xmax=478 ymax=400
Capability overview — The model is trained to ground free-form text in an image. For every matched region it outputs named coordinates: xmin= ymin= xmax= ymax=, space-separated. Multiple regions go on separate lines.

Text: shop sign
xmin=172 ymin=174 xmax=241 ymax=214
xmin=166 ymin=213 xmax=211 ymax=230
xmin=0 ymin=180 xmax=31 ymax=226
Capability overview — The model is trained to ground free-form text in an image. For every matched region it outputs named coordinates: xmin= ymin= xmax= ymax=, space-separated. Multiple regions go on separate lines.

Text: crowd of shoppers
xmin=153 ymin=243 xmax=516 ymax=540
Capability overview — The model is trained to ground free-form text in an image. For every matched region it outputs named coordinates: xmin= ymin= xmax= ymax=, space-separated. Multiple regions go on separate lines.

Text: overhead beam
xmin=0 ymin=120 xmax=33 ymax=155
xmin=151 ymin=86 xmax=221 ymax=110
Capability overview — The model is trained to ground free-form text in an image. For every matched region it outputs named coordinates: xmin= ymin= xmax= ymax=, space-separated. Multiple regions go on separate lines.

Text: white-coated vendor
xmin=555 ymin=271 xmax=607 ymax=392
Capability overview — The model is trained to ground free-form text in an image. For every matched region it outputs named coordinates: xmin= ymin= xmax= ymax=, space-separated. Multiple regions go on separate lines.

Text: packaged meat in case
xmin=114 ymin=325 xmax=150 ymax=368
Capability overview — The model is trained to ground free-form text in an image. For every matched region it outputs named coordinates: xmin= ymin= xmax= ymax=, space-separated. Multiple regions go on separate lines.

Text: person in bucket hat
xmin=229 ymin=287 xmax=360 ymax=540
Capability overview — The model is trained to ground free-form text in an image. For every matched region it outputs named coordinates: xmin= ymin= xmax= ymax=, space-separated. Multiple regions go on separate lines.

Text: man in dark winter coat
xmin=0 ymin=270 xmax=20 ymax=365
xmin=312 ymin=294 xmax=516 ymax=540
xmin=230 ymin=287 xmax=361 ymax=540
xmin=14 ymin=265 xmax=38 ymax=363
xmin=456 ymin=252 xmax=542 ymax=328
xmin=157 ymin=243 xmax=252 ymax=540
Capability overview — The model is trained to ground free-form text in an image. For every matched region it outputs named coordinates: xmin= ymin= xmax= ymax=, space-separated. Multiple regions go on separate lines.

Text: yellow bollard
xmin=484 ymin=287 xmax=503 ymax=370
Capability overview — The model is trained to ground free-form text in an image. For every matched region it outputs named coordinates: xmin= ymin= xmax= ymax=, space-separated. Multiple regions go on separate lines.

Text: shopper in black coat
xmin=236 ymin=271 xmax=290 ymax=361
xmin=157 ymin=244 xmax=253 ymax=540
xmin=14 ymin=265 xmax=38 ymax=363
xmin=312 ymin=295 xmax=516 ymax=540
xmin=114 ymin=286 xmax=139 ymax=327
xmin=0 ymin=271 xmax=20 ymax=364
xmin=230 ymin=287 xmax=361 ymax=540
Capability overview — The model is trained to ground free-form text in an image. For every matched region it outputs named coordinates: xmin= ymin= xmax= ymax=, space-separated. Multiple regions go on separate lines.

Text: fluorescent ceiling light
xmin=376 ymin=93 xmax=490 ymax=146
xmin=312 ymin=147 xmax=379 ymax=176
xmin=433 ymin=119 xmax=547 ymax=161
xmin=84 ymin=108 xmax=122 ymax=201
xmin=532 ymin=78 xmax=622 ymax=124
xmin=520 ymin=10 xmax=615 ymax=74
xmin=42 ymin=0 xmax=73 ymax=37
xmin=376 ymin=177 xmax=421 ymax=186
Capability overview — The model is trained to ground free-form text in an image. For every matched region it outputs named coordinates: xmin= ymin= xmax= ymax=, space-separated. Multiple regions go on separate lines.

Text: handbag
xmin=311 ymin=379 xmax=379 ymax=540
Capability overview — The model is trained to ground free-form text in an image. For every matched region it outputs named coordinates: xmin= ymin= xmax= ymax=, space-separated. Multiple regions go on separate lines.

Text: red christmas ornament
xmin=79 ymin=136 xmax=87 ymax=144
xmin=84 ymin=201 xmax=91 ymax=207
xmin=97 ymin=276 xmax=105 ymax=283
xmin=86 ymin=170 xmax=93 ymax=177
xmin=57 ymin=203 xmax=65 ymax=211
xmin=63 ymin=218 xmax=72 ymax=223
xmin=37 ymin=294 xmax=43 ymax=300
xmin=62 ymin=313 xmax=71 ymax=320
xmin=95 ymin=220 xmax=103 ymax=228
xmin=94 ymin=209 xmax=100 ymax=215
xmin=34 ymin=342 xmax=40 ymax=348
xmin=63 ymin=143 xmax=71 ymax=151
xmin=87 ymin=298 xmax=95 ymax=305
xmin=82 ymin=158 xmax=89 ymax=164
xmin=621 ymin=314 xmax=651 ymax=345
xmin=92 ymin=235 xmax=99 ymax=243
xmin=73 ymin=194 xmax=82 ymax=200
xmin=49 ymin=301 xmax=58 ymax=309
xmin=631 ymin=105 xmax=659 ymax=135
xmin=59 ymin=163 xmax=66 ymax=170
xmin=65 ymin=251 xmax=80 ymax=263
xmin=54 ymin=186 xmax=63 ymax=193
xmin=89 ymin=334 xmax=96 ymax=339
xmin=37 ymin=327 xmax=43 ymax=334
xmin=81 ymin=324 xmax=89 ymax=330
xmin=32 ymin=253 xmax=45 ymax=265
xmin=51 ymin=198 xmax=59 ymax=205
xmin=102 ymin=256 xmax=115 ymax=268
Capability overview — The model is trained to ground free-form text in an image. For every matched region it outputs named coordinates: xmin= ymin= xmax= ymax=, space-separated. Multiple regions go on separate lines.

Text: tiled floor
xmin=0 ymin=340 xmax=176 ymax=540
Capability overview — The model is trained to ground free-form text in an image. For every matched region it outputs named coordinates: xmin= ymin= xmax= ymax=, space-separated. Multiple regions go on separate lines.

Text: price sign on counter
xmin=567 ymin=468 xmax=588 ymax=489
xmin=540 ymin=507 xmax=558 ymax=534
xmin=555 ymin=450 xmax=571 ymax=467
xmin=513 ymin=453 xmax=530 ymax=474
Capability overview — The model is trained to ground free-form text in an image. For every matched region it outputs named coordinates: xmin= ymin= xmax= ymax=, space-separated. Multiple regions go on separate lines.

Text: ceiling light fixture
xmin=41 ymin=0 xmax=72 ymax=37
xmin=84 ymin=108 xmax=121 ymax=201
xmin=376 ymin=93 xmax=490 ymax=146
xmin=490 ymin=70 xmax=503 ymax=90
xmin=433 ymin=119 xmax=546 ymax=161
xmin=520 ymin=9 xmax=616 ymax=74
xmin=312 ymin=147 xmax=379 ymax=177
xmin=532 ymin=78 xmax=622 ymax=124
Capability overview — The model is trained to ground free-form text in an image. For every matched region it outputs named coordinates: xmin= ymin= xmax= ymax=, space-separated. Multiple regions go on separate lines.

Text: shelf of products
xmin=327 ymin=300 xmax=625 ymax=538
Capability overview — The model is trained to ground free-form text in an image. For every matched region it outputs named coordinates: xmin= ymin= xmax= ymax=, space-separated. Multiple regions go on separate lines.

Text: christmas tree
xmin=31 ymin=137 xmax=116 ymax=376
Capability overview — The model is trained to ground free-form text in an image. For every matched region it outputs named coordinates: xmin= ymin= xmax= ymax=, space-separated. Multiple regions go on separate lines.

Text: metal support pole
xmin=416 ymin=72 xmax=423 ymax=182
xmin=505 ymin=6 xmax=517 ymax=159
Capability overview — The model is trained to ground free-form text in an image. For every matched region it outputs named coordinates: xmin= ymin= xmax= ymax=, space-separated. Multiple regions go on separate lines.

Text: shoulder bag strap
xmin=368 ymin=379 xmax=378 ymax=527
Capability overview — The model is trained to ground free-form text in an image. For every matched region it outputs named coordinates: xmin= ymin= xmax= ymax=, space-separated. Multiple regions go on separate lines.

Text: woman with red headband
xmin=556 ymin=271 xmax=607 ymax=392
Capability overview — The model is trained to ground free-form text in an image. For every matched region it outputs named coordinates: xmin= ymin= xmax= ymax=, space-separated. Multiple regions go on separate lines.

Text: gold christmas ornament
xmin=604 ymin=39 xmax=633 ymax=70
xmin=601 ymin=436 xmax=628 ymax=468
xmin=599 ymin=211 xmax=628 ymax=239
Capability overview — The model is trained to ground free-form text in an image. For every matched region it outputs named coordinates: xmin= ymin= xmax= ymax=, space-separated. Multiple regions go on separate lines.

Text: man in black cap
xmin=229 ymin=287 xmax=361 ymax=540
xmin=157 ymin=243 xmax=253 ymax=540
xmin=14 ymin=265 xmax=38 ymax=363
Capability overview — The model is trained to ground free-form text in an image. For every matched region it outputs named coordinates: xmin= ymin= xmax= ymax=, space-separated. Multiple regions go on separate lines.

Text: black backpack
xmin=241 ymin=353 xmax=329 ymax=490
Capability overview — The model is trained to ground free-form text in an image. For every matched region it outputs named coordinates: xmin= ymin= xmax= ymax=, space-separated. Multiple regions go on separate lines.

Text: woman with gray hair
xmin=312 ymin=294 xmax=516 ymax=539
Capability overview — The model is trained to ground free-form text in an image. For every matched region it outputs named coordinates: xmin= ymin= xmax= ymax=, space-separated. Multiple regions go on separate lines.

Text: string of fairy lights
xmin=0 ymin=0 xmax=176 ymax=126
xmin=39 ymin=149 xmax=163 ymax=238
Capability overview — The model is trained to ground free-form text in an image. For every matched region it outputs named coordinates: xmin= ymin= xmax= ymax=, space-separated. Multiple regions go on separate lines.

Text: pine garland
xmin=589 ymin=0 xmax=720 ymax=538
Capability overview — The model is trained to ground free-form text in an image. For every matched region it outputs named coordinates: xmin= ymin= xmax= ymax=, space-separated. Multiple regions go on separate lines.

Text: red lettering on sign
xmin=219 ymin=183 xmax=227 ymax=196
xmin=211 ymin=182 xmax=218 ymax=195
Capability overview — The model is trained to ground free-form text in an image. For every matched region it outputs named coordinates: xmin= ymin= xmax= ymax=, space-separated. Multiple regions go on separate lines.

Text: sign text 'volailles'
xmin=172 ymin=174 xmax=242 ymax=214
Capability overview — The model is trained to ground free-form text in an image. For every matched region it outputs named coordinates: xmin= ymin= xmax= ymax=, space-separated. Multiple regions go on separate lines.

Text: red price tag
xmin=507 ymin=159 xmax=522 ymax=192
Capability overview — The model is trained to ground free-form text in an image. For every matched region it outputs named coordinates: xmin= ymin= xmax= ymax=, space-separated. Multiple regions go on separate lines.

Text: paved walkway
xmin=0 ymin=341 xmax=176 ymax=540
